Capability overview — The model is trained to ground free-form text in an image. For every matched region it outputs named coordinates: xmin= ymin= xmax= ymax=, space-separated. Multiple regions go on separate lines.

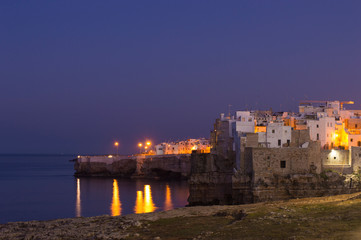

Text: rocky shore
xmin=2 ymin=192 xmax=361 ymax=239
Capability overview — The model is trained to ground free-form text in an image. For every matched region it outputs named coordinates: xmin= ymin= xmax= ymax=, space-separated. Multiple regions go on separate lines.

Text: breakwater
xmin=74 ymin=154 xmax=191 ymax=179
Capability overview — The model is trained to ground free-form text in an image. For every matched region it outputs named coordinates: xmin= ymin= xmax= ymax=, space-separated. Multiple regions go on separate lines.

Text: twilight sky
xmin=1 ymin=1 xmax=361 ymax=154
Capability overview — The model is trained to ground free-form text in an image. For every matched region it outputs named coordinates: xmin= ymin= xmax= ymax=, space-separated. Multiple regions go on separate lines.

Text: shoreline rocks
xmin=1 ymin=192 xmax=361 ymax=240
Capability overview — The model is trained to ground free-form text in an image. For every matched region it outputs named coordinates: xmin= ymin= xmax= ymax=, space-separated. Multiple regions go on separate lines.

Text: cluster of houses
xmin=220 ymin=100 xmax=361 ymax=150
xmin=189 ymin=100 xmax=361 ymax=205
xmin=152 ymin=100 xmax=361 ymax=160
xmin=208 ymin=100 xmax=361 ymax=171
xmin=154 ymin=138 xmax=210 ymax=155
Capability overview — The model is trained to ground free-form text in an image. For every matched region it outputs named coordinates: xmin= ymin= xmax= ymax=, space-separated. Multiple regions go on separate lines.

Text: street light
xmin=146 ymin=141 xmax=151 ymax=146
xmin=114 ymin=142 xmax=119 ymax=155
xmin=138 ymin=143 xmax=143 ymax=154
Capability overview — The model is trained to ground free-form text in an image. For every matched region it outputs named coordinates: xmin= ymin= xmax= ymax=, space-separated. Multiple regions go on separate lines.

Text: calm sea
xmin=0 ymin=155 xmax=189 ymax=224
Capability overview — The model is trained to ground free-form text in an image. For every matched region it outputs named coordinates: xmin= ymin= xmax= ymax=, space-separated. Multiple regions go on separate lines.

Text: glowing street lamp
xmin=146 ymin=141 xmax=151 ymax=146
xmin=138 ymin=143 xmax=143 ymax=154
xmin=114 ymin=141 xmax=119 ymax=155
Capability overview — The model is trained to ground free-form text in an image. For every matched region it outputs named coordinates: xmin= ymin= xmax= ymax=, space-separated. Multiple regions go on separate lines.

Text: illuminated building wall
xmin=307 ymin=116 xmax=336 ymax=149
xmin=155 ymin=139 xmax=211 ymax=155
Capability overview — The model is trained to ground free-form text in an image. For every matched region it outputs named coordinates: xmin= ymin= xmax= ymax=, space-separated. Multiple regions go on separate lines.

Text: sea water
xmin=0 ymin=155 xmax=188 ymax=223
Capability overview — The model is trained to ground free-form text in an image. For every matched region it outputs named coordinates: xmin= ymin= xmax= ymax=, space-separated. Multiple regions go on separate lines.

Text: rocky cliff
xmin=188 ymin=152 xmax=233 ymax=206
xmin=235 ymin=171 xmax=361 ymax=204
xmin=189 ymin=152 xmax=361 ymax=206
xmin=74 ymin=154 xmax=191 ymax=179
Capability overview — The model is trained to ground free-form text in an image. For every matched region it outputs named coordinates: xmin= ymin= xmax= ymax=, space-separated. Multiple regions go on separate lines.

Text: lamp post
xmin=114 ymin=142 xmax=119 ymax=155
xmin=138 ymin=143 xmax=143 ymax=154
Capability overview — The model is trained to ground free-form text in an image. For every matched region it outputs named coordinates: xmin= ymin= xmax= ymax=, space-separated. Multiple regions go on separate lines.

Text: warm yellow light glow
xmin=77 ymin=155 xmax=81 ymax=158
xmin=114 ymin=142 xmax=119 ymax=147
xmin=134 ymin=191 xmax=144 ymax=214
xmin=191 ymin=146 xmax=197 ymax=150
xmin=332 ymin=123 xmax=349 ymax=149
xmin=111 ymin=179 xmax=121 ymax=216
xmin=76 ymin=178 xmax=81 ymax=217
xmin=164 ymin=184 xmax=173 ymax=211
xmin=333 ymin=133 xmax=339 ymax=141
xmin=138 ymin=143 xmax=142 ymax=147
xmin=146 ymin=141 xmax=151 ymax=146
xmin=255 ymin=126 xmax=267 ymax=133
xmin=134 ymin=185 xmax=157 ymax=214
xmin=108 ymin=155 xmax=113 ymax=158
xmin=144 ymin=185 xmax=156 ymax=213
xmin=145 ymin=146 xmax=148 ymax=149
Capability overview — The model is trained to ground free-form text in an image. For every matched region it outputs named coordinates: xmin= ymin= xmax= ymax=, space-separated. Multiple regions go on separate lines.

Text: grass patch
xmin=126 ymin=198 xmax=361 ymax=240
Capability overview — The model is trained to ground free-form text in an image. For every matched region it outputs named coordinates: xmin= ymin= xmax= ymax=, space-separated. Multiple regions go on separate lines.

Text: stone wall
xmin=250 ymin=172 xmax=355 ymax=203
xmin=351 ymin=147 xmax=361 ymax=173
xmin=321 ymin=148 xmax=361 ymax=174
xmin=290 ymin=129 xmax=311 ymax=147
xmin=247 ymin=141 xmax=321 ymax=181
xmin=74 ymin=154 xmax=191 ymax=179
xmin=321 ymin=150 xmax=350 ymax=165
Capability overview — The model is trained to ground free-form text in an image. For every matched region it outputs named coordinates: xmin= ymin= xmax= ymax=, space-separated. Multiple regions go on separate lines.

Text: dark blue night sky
xmin=1 ymin=1 xmax=361 ymax=154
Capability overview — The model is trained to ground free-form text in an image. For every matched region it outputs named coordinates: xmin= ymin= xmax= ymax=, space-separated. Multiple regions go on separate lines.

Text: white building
xmin=154 ymin=138 xmax=210 ymax=155
xmin=258 ymin=122 xmax=292 ymax=148
xmin=306 ymin=112 xmax=336 ymax=149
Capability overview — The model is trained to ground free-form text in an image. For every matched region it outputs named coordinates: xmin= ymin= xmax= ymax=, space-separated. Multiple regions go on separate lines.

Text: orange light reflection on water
xmin=144 ymin=185 xmax=156 ymax=213
xmin=111 ymin=179 xmax=122 ymax=216
xmin=134 ymin=191 xmax=144 ymax=214
xmin=164 ymin=184 xmax=173 ymax=211
xmin=76 ymin=178 xmax=81 ymax=217
xmin=134 ymin=185 xmax=157 ymax=214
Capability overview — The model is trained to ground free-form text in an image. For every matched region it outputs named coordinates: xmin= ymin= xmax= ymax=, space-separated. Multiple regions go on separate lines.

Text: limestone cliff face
xmin=188 ymin=153 xmax=233 ymax=206
xmin=137 ymin=155 xmax=191 ymax=179
xmin=74 ymin=158 xmax=136 ymax=177
xmin=74 ymin=154 xmax=191 ymax=179
xmin=234 ymin=171 xmax=360 ymax=203
xmin=189 ymin=150 xmax=361 ymax=206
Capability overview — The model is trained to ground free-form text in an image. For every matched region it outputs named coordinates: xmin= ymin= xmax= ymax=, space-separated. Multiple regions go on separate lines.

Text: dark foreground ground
xmin=2 ymin=192 xmax=361 ymax=240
